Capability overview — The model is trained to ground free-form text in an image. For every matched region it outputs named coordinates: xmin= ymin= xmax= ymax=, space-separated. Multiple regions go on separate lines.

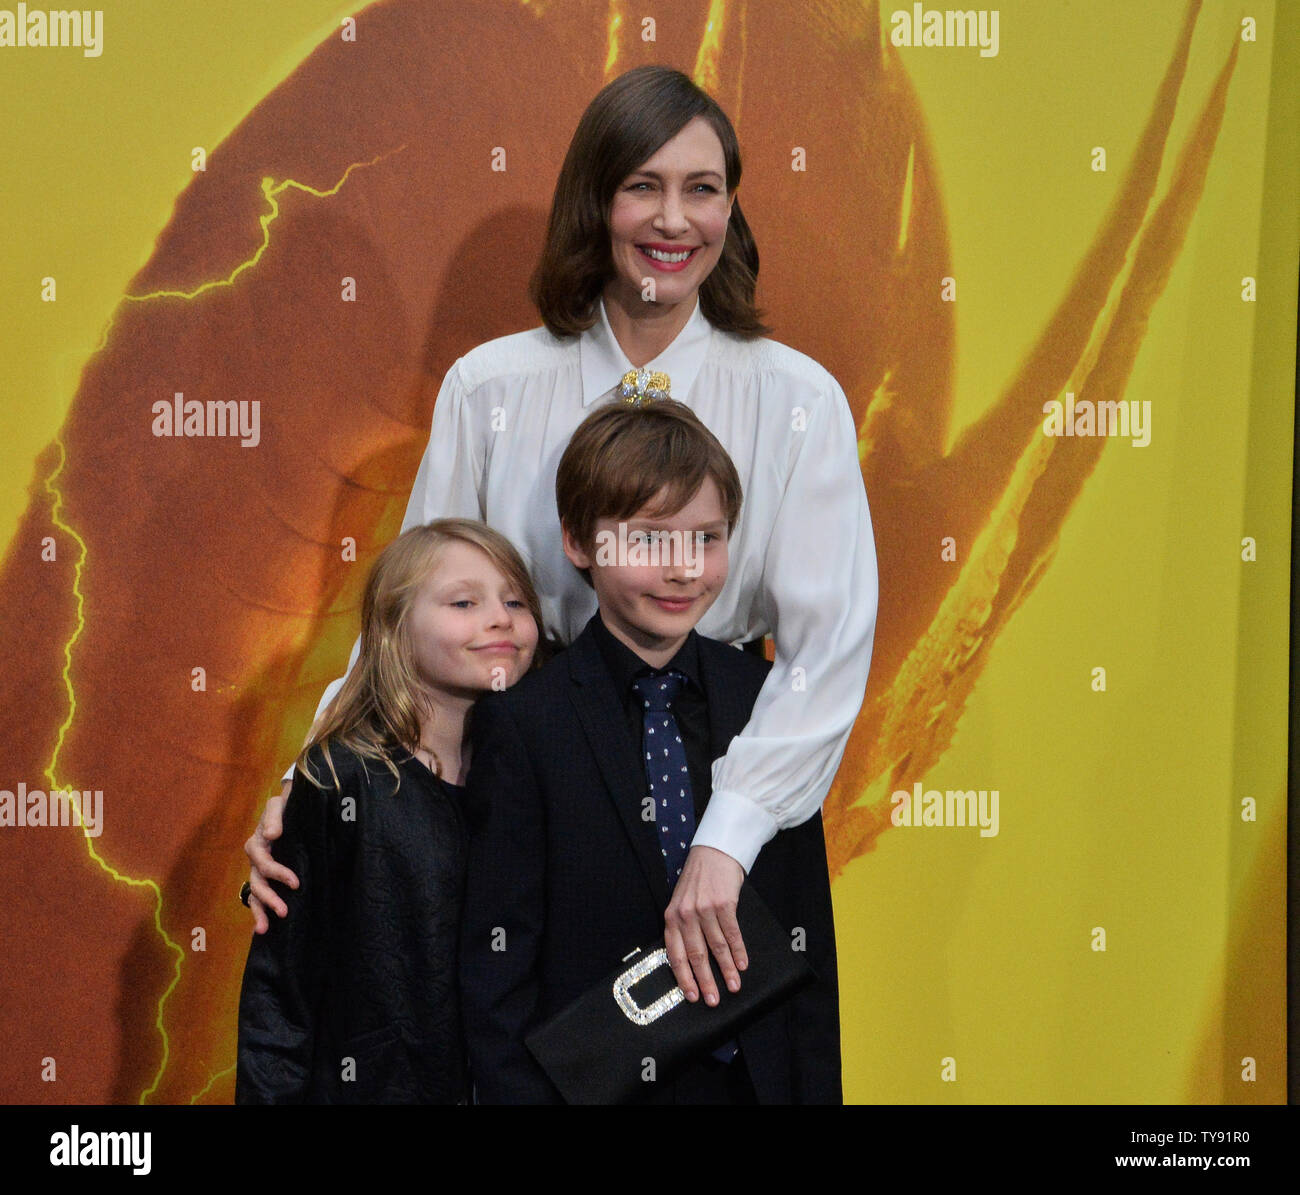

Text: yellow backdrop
xmin=0 ymin=0 xmax=1293 ymax=1104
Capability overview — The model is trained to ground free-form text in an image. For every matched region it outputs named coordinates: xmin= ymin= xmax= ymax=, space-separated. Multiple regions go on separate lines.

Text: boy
xmin=460 ymin=399 xmax=841 ymax=1104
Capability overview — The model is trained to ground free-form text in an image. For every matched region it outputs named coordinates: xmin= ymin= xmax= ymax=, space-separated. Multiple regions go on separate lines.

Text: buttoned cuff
xmin=691 ymin=789 xmax=780 ymax=876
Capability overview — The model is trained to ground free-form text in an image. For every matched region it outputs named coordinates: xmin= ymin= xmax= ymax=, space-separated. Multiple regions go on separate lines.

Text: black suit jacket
xmin=459 ymin=618 xmax=841 ymax=1104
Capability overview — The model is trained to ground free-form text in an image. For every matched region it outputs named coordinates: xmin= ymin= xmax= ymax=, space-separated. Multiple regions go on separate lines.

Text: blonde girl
xmin=236 ymin=519 xmax=541 ymax=1104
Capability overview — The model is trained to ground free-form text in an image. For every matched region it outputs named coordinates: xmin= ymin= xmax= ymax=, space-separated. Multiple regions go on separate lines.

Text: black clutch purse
xmin=524 ymin=884 xmax=812 ymax=1104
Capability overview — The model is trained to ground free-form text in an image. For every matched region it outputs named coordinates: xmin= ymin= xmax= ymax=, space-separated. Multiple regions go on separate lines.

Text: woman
xmin=237 ymin=519 xmax=541 ymax=1103
xmin=245 ymin=64 xmax=878 ymax=1007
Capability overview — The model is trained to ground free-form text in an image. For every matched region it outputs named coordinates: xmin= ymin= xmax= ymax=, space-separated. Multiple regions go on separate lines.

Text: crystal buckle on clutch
xmin=611 ymin=947 xmax=685 ymax=1026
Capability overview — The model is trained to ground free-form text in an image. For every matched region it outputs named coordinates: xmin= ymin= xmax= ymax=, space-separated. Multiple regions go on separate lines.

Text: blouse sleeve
xmin=281 ymin=362 xmax=483 ymax=781
xmin=692 ymin=378 xmax=878 ymax=873
xmin=400 ymin=359 xmax=486 ymax=527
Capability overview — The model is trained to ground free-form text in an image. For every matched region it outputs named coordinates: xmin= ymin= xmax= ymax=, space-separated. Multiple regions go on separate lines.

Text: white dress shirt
xmin=295 ymin=297 xmax=878 ymax=873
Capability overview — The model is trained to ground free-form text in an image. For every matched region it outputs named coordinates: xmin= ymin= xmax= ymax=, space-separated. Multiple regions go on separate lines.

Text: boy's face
xmin=563 ymin=476 xmax=730 ymax=668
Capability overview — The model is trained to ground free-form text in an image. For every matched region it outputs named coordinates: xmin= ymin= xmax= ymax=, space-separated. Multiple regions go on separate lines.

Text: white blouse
xmin=300 ymin=297 xmax=878 ymax=873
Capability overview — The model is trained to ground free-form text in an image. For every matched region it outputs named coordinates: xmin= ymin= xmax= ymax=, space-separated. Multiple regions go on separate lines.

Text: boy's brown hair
xmin=555 ymin=399 xmax=743 ymax=587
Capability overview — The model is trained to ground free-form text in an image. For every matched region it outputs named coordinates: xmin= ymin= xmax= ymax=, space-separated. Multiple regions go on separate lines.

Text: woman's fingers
xmin=242 ymin=791 xmax=298 ymax=922
xmin=663 ymin=845 xmax=747 ymax=1004
xmin=261 ymin=789 xmax=289 ymax=841
xmin=248 ymin=891 xmax=269 ymax=936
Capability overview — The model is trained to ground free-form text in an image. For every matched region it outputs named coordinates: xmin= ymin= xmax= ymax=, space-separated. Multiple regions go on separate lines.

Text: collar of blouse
xmin=578 ymin=295 xmax=713 ymax=408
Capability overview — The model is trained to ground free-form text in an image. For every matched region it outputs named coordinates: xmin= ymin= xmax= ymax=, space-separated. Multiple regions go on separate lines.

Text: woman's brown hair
xmin=530 ymin=65 xmax=769 ymax=339
xmin=297 ymin=519 xmax=544 ymax=790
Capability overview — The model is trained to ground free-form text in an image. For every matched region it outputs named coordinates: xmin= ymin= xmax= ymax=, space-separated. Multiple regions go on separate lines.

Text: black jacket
xmin=459 ymin=618 xmax=842 ymax=1104
xmin=236 ymin=742 xmax=468 ymax=1104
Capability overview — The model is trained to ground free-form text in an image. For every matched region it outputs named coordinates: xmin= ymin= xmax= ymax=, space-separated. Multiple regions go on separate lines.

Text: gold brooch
xmin=619 ymin=367 xmax=671 ymax=407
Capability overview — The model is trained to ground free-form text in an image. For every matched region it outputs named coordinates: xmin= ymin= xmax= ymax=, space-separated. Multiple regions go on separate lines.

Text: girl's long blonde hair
xmin=296 ymin=519 xmax=544 ymax=791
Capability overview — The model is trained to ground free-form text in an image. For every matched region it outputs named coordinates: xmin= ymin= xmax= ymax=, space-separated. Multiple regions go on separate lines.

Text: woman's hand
xmin=663 ymin=845 xmax=747 ymax=1005
xmin=243 ymin=782 xmax=299 ymax=933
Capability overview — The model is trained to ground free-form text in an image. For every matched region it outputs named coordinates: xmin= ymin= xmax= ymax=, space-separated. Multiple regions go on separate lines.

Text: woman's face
xmin=406 ymin=542 xmax=539 ymax=700
xmin=604 ymin=116 xmax=735 ymax=315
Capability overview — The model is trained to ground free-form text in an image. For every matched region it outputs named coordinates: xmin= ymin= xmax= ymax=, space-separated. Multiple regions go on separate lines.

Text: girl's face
xmin=603 ymin=116 xmax=735 ymax=315
xmin=406 ymin=541 xmax=538 ymax=700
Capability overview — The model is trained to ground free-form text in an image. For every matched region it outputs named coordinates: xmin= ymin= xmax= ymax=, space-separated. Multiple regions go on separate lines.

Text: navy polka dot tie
xmin=631 ymin=670 xmax=694 ymax=887
xmin=632 ymin=669 xmax=739 ymax=1064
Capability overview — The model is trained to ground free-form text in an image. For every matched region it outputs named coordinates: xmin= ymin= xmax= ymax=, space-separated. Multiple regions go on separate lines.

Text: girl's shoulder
xmin=296 ymin=739 xmax=402 ymax=798
xmin=302 ymin=738 xmax=466 ymax=804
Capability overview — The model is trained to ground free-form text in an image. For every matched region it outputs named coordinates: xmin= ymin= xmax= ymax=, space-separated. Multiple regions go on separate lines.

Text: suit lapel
xmin=566 ymin=629 xmax=671 ymax=910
